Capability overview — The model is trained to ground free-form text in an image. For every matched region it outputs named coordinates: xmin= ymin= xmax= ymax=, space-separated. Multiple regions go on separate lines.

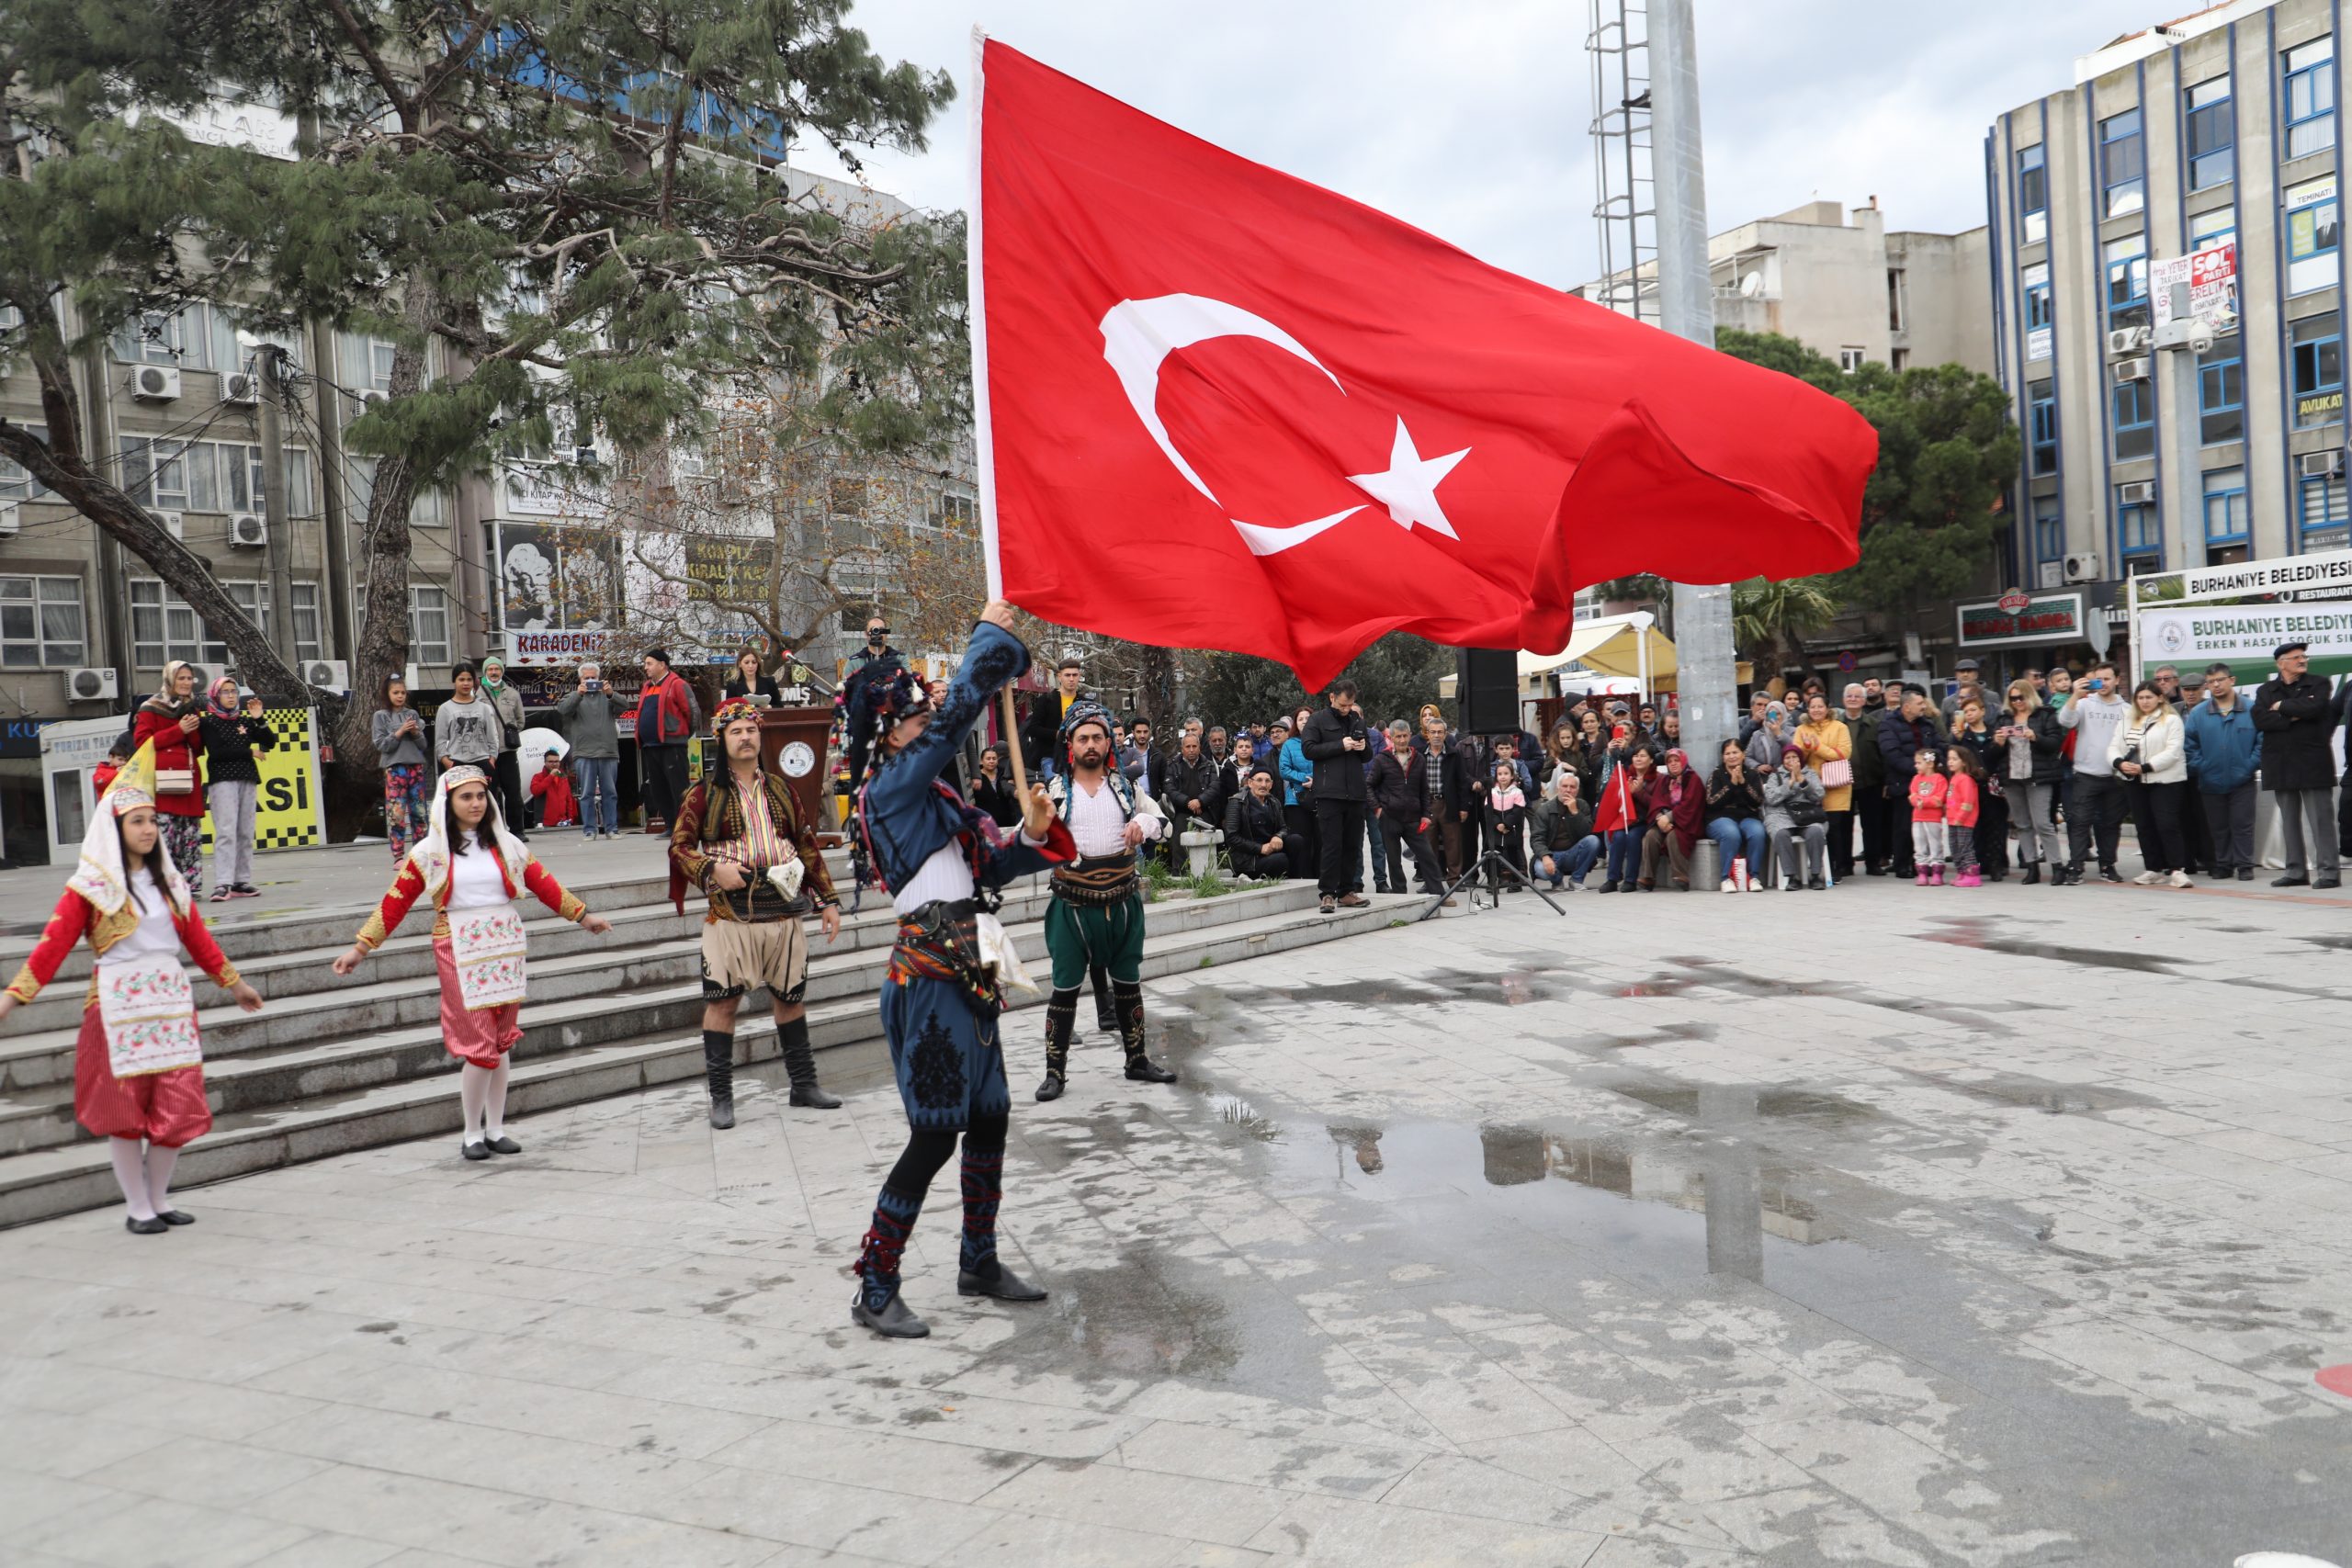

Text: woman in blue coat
xmin=1277 ymin=706 xmax=1319 ymax=877
xmin=848 ymin=603 xmax=1073 ymax=1338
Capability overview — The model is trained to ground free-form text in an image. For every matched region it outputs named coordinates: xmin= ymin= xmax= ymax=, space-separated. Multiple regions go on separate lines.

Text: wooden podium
xmin=754 ymin=703 xmax=842 ymax=847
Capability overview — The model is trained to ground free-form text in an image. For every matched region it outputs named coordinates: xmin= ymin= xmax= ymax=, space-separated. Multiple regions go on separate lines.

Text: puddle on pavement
xmin=1916 ymin=931 xmax=2176 ymax=973
xmin=1902 ymin=1068 xmax=2155 ymax=1116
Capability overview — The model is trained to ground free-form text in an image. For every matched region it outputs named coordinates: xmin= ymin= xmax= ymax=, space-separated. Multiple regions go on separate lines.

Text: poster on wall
xmin=490 ymin=521 xmax=622 ymax=635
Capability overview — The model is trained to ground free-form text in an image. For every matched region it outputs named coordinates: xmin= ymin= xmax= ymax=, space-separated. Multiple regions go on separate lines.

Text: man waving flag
xmin=969 ymin=37 xmax=1876 ymax=689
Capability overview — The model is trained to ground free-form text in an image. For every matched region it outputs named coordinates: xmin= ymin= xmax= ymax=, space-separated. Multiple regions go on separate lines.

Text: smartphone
xmin=583 ymin=678 xmax=603 ymax=692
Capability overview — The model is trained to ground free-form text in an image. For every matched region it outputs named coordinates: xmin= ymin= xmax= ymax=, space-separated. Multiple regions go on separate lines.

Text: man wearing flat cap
xmin=2252 ymin=641 xmax=2341 ymax=887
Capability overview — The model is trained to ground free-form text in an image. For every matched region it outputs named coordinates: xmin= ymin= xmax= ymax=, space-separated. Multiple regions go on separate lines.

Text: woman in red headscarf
xmin=1637 ymin=749 xmax=1707 ymax=890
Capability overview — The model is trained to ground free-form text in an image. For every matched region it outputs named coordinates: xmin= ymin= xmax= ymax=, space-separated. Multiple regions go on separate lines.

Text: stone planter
xmin=1179 ymin=829 xmax=1222 ymax=877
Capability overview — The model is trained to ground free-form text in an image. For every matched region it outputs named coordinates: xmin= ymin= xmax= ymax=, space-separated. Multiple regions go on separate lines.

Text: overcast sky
xmin=796 ymin=0 xmax=2170 ymax=288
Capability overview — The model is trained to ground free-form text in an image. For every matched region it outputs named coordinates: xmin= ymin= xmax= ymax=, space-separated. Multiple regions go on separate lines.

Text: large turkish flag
xmin=972 ymin=38 xmax=1876 ymax=688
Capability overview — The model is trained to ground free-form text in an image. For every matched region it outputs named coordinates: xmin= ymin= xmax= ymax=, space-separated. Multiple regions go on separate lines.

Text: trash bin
xmin=1690 ymin=837 xmax=1721 ymax=890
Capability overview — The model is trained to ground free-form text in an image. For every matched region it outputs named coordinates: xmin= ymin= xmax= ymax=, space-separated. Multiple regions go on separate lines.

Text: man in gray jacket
xmin=2057 ymin=660 xmax=2131 ymax=883
xmin=557 ymin=661 xmax=628 ymax=840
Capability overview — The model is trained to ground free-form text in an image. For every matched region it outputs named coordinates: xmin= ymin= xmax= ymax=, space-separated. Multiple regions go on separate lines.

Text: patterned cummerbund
xmin=1053 ymin=852 xmax=1139 ymax=906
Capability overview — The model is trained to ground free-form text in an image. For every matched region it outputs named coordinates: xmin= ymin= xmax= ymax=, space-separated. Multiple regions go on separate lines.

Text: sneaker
xmin=2236 ymin=867 xmax=2255 ymax=881
xmin=2098 ymin=865 xmax=2122 ymax=884
xmin=1318 ymin=896 xmax=1336 ymax=915
xmin=1782 ymin=880 xmax=1802 ymax=893
xmin=232 ymin=884 xmax=261 ymax=898
xmin=1721 ymin=879 xmax=1737 ymax=894
xmin=2132 ymin=870 xmax=2162 ymax=886
xmin=1598 ymin=880 xmax=1618 ymax=894
xmin=209 ymin=886 xmax=232 ymax=903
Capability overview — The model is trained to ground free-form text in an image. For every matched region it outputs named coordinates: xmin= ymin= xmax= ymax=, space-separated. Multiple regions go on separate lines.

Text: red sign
xmin=1997 ymin=591 xmax=2030 ymax=613
xmin=1836 ymin=650 xmax=1858 ymax=672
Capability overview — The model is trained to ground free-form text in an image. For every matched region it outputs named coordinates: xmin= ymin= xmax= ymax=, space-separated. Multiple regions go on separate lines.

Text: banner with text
xmin=2140 ymin=604 xmax=2352 ymax=682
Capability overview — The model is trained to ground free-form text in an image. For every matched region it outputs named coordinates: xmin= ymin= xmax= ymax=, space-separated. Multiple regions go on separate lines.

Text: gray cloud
xmin=799 ymin=1 xmax=2165 ymax=287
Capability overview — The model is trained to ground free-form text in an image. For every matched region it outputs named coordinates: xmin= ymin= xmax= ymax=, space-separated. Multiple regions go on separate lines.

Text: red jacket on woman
xmin=130 ymin=705 xmax=206 ymax=818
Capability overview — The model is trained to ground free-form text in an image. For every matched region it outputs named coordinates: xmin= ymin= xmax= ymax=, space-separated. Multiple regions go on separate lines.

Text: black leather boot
xmin=778 ymin=1016 xmax=841 ymax=1109
xmin=703 ymin=1029 xmax=736 ymax=1129
xmin=1036 ymin=988 xmax=1077 ymax=1101
xmin=1114 ymin=979 xmax=1177 ymax=1085
xmin=1089 ymin=964 xmax=1118 ymax=1034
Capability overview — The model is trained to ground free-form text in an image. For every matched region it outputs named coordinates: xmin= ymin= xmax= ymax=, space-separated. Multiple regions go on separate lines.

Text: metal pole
xmin=255 ymin=345 xmax=300 ymax=676
xmin=1651 ymin=0 xmax=1738 ymax=768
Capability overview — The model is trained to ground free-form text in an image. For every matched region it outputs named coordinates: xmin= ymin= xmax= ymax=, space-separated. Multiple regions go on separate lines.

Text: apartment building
xmin=1984 ymin=0 xmax=2347 ymax=603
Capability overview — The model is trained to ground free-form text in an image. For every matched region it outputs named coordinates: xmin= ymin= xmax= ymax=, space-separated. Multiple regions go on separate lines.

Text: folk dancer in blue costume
xmin=846 ymin=601 xmax=1075 ymax=1338
xmin=1035 ymin=700 xmax=1180 ymax=1101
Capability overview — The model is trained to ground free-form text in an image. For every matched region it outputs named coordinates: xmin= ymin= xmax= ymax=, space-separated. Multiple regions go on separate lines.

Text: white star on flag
xmin=1347 ymin=417 xmax=1472 ymax=540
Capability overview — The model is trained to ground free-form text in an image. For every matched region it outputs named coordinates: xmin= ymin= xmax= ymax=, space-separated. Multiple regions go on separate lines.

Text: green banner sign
xmin=2140 ymin=604 xmax=2352 ymax=682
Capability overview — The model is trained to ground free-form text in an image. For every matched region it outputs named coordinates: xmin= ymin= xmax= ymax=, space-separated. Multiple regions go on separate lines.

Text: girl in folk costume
xmin=332 ymin=766 xmax=610 ymax=1160
xmin=847 ymin=602 xmax=1075 ymax=1339
xmin=0 ymin=747 xmax=265 ymax=1233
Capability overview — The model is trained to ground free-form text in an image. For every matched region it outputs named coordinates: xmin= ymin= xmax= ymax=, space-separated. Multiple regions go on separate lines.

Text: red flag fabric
xmin=971 ymin=38 xmax=1877 ymax=689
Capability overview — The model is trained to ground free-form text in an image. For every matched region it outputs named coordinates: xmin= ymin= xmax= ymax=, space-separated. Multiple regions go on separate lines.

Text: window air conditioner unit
xmin=64 ymin=666 xmax=119 ymax=702
xmin=2298 ymin=450 xmax=2346 ymax=479
xmin=180 ymin=660 xmax=226 ymax=690
xmin=2036 ymin=559 xmax=2065 ymax=590
xmin=2111 ymin=356 xmax=2153 ymax=384
xmin=354 ymin=389 xmax=390 ymax=412
xmin=148 ymin=509 xmax=185 ymax=539
xmin=129 ymin=365 xmax=181 ymax=401
xmin=2117 ymin=480 xmax=2156 ymax=505
xmin=2064 ymin=551 xmax=2103 ymax=583
xmin=221 ymin=372 xmax=262 ymax=407
xmin=301 ymin=658 xmax=350 ymax=691
xmin=228 ymin=512 xmax=268 ymax=548
xmin=2104 ymin=327 xmax=2147 ymax=356
xmin=0 ymin=504 xmax=17 ymax=539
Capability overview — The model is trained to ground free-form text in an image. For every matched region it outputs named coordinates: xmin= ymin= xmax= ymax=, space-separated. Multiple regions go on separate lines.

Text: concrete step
xmin=0 ymin=848 xmax=859 ymax=983
xmin=0 ymin=892 xmax=1410 ymax=1226
xmin=0 ymin=881 xmax=1329 ymax=1151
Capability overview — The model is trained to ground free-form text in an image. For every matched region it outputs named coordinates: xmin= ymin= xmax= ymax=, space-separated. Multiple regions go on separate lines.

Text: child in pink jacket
xmin=1907 ymin=750 xmax=1949 ymax=886
xmin=1942 ymin=749 xmax=1984 ymax=887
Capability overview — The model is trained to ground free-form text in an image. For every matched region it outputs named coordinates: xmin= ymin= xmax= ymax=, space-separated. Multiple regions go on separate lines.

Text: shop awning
xmin=1437 ymin=613 xmax=1747 ymax=698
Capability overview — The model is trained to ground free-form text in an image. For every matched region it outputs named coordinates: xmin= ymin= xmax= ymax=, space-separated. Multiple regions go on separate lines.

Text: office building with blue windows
xmin=1986 ymin=0 xmax=2347 ymax=606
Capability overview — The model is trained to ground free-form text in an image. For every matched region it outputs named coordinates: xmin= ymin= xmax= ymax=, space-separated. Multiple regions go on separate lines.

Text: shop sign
xmin=2141 ymin=603 xmax=2352 ymax=681
xmin=1956 ymin=591 xmax=2085 ymax=648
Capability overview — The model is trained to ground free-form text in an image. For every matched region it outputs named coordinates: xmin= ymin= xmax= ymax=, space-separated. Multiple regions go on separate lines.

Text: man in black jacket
xmin=1163 ymin=729 xmax=1222 ymax=868
xmin=1415 ymin=714 xmax=1481 ymax=881
xmin=1875 ymin=684 xmax=1942 ymax=879
xmin=1369 ymin=718 xmax=1442 ymax=895
xmin=1021 ymin=658 xmax=1090 ymax=778
xmin=2253 ymin=641 xmax=2341 ymax=886
xmin=1300 ymin=680 xmax=1371 ymax=911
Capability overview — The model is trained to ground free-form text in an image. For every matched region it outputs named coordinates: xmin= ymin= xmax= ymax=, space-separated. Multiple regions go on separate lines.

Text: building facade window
xmin=410 ymin=584 xmax=452 ymax=665
xmin=2111 ymin=377 xmax=2155 ymax=460
xmin=2292 ymin=312 xmax=2345 ymax=427
xmin=114 ymin=438 xmax=316 ymax=517
xmin=2118 ymin=489 xmax=2162 ymax=571
xmin=0 ymin=424 xmax=48 ymax=502
xmin=2186 ymin=75 xmax=2234 ymax=189
xmin=0 ymin=576 xmax=87 ymax=667
xmin=2028 ymin=379 xmax=2059 ymax=475
xmin=2301 ymin=473 xmax=2350 ymax=550
xmin=1886 ymin=268 xmax=1905 ymax=331
xmin=2286 ymin=175 xmax=2339 ymax=295
xmin=2190 ymin=207 xmax=2238 ymax=257
xmin=127 ymin=580 xmax=293 ymax=669
xmin=2032 ymin=497 xmax=2064 ymax=586
xmin=2023 ymin=263 xmax=2054 ymax=360
xmin=2203 ymin=468 xmax=2249 ymax=542
xmin=2198 ymin=339 xmax=2245 ymax=444
xmin=1838 ymin=346 xmax=1865 ymax=372
xmin=2018 ymin=144 xmax=2048 ymax=244
xmin=290 ymin=582 xmax=322 ymax=665
xmin=2100 ymin=107 xmax=2146 ymax=218
xmin=2105 ymin=234 xmax=2150 ymax=331
xmin=2284 ymin=36 xmax=2336 ymax=160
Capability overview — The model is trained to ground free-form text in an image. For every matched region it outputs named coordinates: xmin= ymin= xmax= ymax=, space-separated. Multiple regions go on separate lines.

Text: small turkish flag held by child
xmin=971 ymin=38 xmax=1876 ymax=688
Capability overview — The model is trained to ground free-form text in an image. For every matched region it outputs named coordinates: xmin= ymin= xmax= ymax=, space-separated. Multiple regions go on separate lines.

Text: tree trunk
xmin=0 ymin=346 xmax=305 ymax=700
xmin=1135 ymin=642 xmax=1177 ymax=732
xmin=329 ymin=276 xmax=438 ymax=830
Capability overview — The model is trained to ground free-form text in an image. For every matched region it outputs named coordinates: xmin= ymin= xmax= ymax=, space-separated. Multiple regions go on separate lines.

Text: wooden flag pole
xmin=1000 ymin=687 xmax=1028 ymax=794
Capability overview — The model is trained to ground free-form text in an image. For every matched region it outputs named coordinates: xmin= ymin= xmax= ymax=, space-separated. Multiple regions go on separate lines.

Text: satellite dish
xmin=1738 ymin=273 xmax=1765 ymax=299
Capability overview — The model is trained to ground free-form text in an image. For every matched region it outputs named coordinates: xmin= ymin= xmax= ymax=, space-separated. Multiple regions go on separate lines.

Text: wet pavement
xmin=2 ymin=876 xmax=2349 ymax=1565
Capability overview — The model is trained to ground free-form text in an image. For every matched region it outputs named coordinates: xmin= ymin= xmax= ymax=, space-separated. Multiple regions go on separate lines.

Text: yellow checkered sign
xmin=198 ymin=707 xmax=326 ymax=855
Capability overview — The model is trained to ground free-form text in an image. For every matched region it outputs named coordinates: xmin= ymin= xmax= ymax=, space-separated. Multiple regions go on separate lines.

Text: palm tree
xmin=1732 ymin=576 xmax=1840 ymax=689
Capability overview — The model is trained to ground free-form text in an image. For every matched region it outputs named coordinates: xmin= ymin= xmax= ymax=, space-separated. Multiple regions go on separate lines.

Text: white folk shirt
xmin=891 ymin=834 xmax=1048 ymax=917
xmin=1063 ymin=776 xmax=1141 ymax=859
xmin=96 ymin=877 xmax=181 ymax=968
xmin=447 ymin=845 xmax=509 ymax=909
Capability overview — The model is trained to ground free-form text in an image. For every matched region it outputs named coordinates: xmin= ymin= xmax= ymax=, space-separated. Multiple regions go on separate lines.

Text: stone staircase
xmin=0 ymin=851 xmax=1407 ymax=1226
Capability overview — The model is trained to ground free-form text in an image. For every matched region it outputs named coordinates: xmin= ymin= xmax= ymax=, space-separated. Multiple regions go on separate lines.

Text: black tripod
xmin=1419 ymin=848 xmax=1568 ymax=920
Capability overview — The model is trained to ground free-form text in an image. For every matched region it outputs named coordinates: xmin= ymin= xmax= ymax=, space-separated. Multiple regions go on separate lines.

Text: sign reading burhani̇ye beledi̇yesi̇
xmin=2140 ymin=603 xmax=2352 ymax=680
xmin=2135 ymin=547 xmax=2352 ymax=606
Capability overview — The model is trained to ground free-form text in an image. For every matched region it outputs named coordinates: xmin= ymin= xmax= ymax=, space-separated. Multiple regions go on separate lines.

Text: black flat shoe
xmin=788 ymin=1085 xmax=843 ymax=1110
xmin=156 ymin=1209 xmax=195 ymax=1225
xmin=125 ymin=1215 xmax=168 ymax=1235
xmin=1125 ymin=1057 xmax=1179 ymax=1085
xmin=1035 ymin=1073 xmax=1065 ymax=1103
xmin=482 ymin=1134 xmax=521 ymax=1155
xmin=461 ymin=1141 xmax=491 ymax=1161
xmin=2317 ymin=876 xmax=2343 ymax=889
xmin=851 ymin=1292 xmax=931 ymax=1338
xmin=2272 ymin=874 xmax=2310 ymax=886
xmin=958 ymin=1264 xmax=1047 ymax=1302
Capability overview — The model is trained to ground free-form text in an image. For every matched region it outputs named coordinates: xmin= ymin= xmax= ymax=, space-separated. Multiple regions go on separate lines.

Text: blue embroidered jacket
xmin=856 ymin=620 xmax=1071 ymax=896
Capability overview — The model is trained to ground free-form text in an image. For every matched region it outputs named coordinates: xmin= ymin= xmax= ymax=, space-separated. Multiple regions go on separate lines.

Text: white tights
xmin=458 ymin=1060 xmax=512 ymax=1145
xmin=107 ymin=1136 xmax=179 ymax=1221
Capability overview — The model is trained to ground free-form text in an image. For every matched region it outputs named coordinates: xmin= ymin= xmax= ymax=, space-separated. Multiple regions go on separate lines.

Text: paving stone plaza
xmin=1 ymin=847 xmax=2348 ymax=1566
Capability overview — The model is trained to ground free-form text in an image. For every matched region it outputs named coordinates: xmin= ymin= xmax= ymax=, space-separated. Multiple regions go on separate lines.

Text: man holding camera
xmin=557 ymin=662 xmax=628 ymax=840
xmin=1301 ymin=679 xmax=1372 ymax=914
xmin=2058 ymin=660 xmax=2132 ymax=883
